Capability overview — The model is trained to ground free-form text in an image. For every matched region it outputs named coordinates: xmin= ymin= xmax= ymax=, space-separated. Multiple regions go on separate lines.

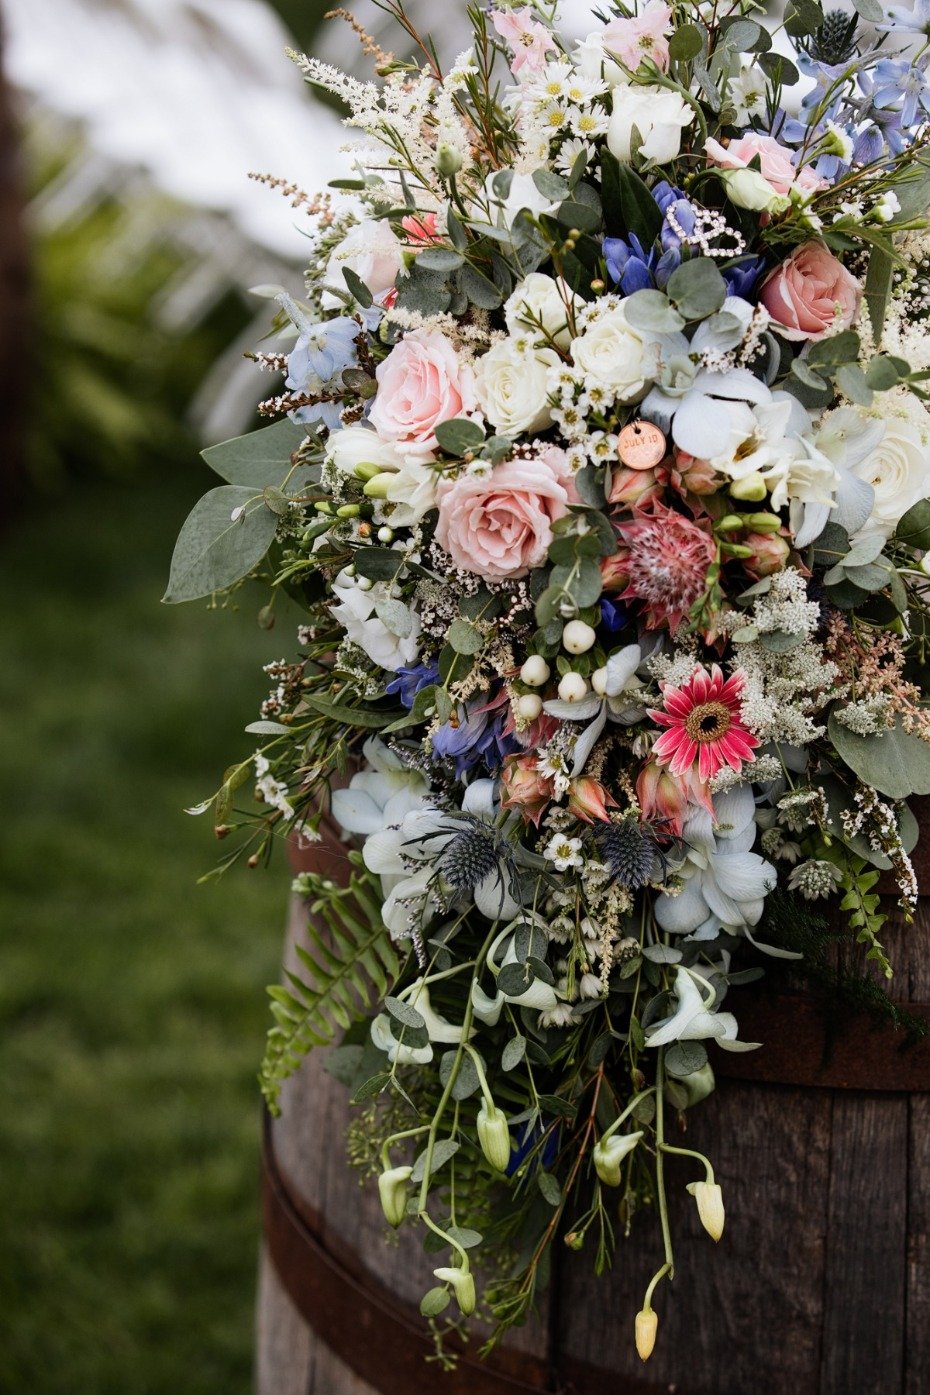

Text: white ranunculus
xmin=325 ymin=218 xmax=404 ymax=301
xmin=473 ymin=340 xmax=557 ymax=435
xmin=325 ymin=424 xmax=407 ymax=476
xmin=329 ymin=569 xmax=421 ymax=671
xmin=848 ymin=411 xmax=930 ymax=539
xmin=570 ymin=301 xmax=656 ymax=402
xmin=607 ymin=84 xmax=694 ymax=165
xmin=504 ymin=273 xmax=582 ymax=349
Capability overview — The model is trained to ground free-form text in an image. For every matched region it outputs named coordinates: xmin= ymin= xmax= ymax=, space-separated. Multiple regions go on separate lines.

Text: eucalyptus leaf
xmin=435 ymin=416 xmax=486 ymax=455
xmin=163 ymin=487 xmax=279 ymax=603
xmin=667 ymin=258 xmax=727 ymax=320
xmin=200 ymin=417 xmax=310 ymax=488
xmin=410 ymin=1138 xmax=460 ymax=1184
xmin=828 ymin=713 xmax=930 ymax=799
xmin=669 ymin=23 xmax=703 ymax=59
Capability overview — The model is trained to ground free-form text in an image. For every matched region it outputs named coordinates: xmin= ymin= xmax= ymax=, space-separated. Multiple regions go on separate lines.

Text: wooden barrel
xmin=256 ymin=819 xmax=930 ymax=1395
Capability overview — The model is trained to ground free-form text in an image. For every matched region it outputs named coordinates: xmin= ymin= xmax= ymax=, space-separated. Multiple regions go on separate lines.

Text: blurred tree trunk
xmin=0 ymin=25 xmax=30 ymax=528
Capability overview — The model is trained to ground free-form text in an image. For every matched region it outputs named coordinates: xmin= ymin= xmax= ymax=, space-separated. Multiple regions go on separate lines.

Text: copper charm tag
xmin=617 ymin=419 xmax=666 ymax=469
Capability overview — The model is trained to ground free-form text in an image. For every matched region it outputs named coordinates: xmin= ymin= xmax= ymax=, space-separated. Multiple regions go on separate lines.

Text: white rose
xmin=504 ymin=273 xmax=582 ymax=349
xmin=570 ymin=302 xmax=652 ymax=401
xmin=325 ymin=424 xmax=407 ymax=476
xmin=473 ymin=339 xmax=557 ymax=435
xmin=849 ymin=413 xmax=930 ymax=538
xmin=607 ymin=85 xmax=694 ymax=165
xmin=482 ymin=170 xmax=558 ymax=228
xmin=330 ymin=570 xmax=421 ymax=671
xmin=325 ymin=219 xmax=404 ymax=302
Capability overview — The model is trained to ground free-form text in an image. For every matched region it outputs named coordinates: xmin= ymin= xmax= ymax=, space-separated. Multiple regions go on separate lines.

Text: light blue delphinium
xmin=871 ymin=56 xmax=930 ymax=131
xmin=878 ymin=0 xmax=930 ymax=36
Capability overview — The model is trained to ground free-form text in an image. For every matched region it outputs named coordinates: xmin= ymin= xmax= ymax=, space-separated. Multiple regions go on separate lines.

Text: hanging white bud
xmin=687 ymin=1179 xmax=725 ymax=1241
xmin=435 ymin=143 xmax=464 ymax=177
xmin=679 ymin=1062 xmax=716 ymax=1107
xmin=592 ymin=1130 xmax=643 ymax=1187
xmin=476 ymin=1102 xmax=512 ymax=1172
xmin=377 ymin=1165 xmax=413 ymax=1228
xmin=635 ymin=1306 xmax=658 ymax=1361
xmin=433 ymin=1265 xmax=476 ymax=1315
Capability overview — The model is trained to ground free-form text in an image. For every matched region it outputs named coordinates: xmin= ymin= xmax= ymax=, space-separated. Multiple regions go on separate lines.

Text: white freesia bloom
xmin=324 ymin=218 xmax=404 ymax=301
xmin=325 ymin=424 xmax=407 ymax=476
xmin=382 ymin=457 xmax=440 ymax=526
xmin=645 ymin=966 xmax=760 ymax=1051
xmin=504 ymin=273 xmax=582 ymax=349
xmin=607 ymin=85 xmax=694 ymax=165
xmin=474 ymin=340 xmax=558 ymax=435
xmin=655 ymin=785 xmax=777 ymax=939
xmin=329 ymin=568 xmax=421 ymax=672
xmin=712 ymin=398 xmax=839 ymax=514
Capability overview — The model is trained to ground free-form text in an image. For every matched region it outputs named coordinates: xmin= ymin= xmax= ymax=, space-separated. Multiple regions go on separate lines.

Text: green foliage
xmin=260 ymin=862 xmax=401 ymax=1112
xmin=828 ymin=712 xmax=930 ymax=800
xmin=200 ymin=417 xmax=313 ymax=488
xmin=163 ymin=486 xmax=281 ymax=603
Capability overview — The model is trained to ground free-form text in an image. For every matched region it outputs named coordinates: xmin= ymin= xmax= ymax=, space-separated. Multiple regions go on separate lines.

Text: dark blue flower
xmin=604 ymin=233 xmax=680 ymax=294
xmin=599 ymin=598 xmax=630 ymax=634
xmin=385 ymin=663 xmax=440 ymax=709
xmin=506 ymin=1118 xmax=560 ymax=1179
xmin=721 ymin=255 xmax=766 ymax=299
xmin=431 ymin=693 xmax=519 ymax=778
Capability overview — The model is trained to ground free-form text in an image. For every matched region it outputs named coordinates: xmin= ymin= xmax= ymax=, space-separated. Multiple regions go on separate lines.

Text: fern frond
xmin=260 ymin=864 xmax=400 ymax=1113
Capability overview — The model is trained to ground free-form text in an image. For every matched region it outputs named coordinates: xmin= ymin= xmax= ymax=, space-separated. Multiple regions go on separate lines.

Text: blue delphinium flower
xmin=721 ymin=255 xmax=766 ymax=299
xmin=871 ymin=57 xmax=930 ymax=131
xmin=431 ymin=694 xmax=519 ymax=778
xmin=599 ymin=598 xmax=630 ymax=634
xmin=385 ymin=663 xmax=440 ymax=709
xmin=879 ymin=0 xmax=930 ymax=35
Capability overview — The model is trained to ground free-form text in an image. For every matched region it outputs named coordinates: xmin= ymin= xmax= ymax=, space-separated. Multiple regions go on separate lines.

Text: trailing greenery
xmin=261 ymin=855 xmax=403 ymax=1111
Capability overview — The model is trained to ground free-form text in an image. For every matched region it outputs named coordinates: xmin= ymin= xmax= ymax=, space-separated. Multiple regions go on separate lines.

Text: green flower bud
xmin=433 ymin=1265 xmax=476 ymax=1316
xmin=679 ymin=1061 xmax=716 ymax=1106
xmin=687 ymin=1179 xmax=725 ymax=1241
xmin=354 ymin=460 xmax=385 ymax=482
xmin=377 ymin=1165 xmax=413 ymax=1228
xmin=635 ymin=1306 xmax=658 ymax=1362
xmin=593 ymin=1130 xmax=643 ymax=1187
xmin=745 ymin=512 xmax=783 ymax=534
xmin=729 ymin=471 xmax=768 ymax=502
xmin=363 ymin=471 xmax=396 ymax=499
xmin=436 ymin=143 xmax=464 ymax=177
xmin=336 ymin=503 xmax=361 ymax=518
xmin=716 ymin=514 xmax=745 ymax=533
xmin=476 ymin=1102 xmax=511 ymax=1172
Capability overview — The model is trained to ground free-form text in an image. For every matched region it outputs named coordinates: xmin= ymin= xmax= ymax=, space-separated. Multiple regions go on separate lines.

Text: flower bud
xmin=635 ymin=1306 xmax=658 ymax=1362
xmin=921 ymin=552 xmax=930 ymax=579
xmin=718 ymin=167 xmax=790 ymax=215
xmin=593 ymin=1130 xmax=643 ymax=1187
xmin=336 ymin=503 xmax=361 ymax=518
xmin=687 ymin=1179 xmax=725 ymax=1241
xmin=716 ymin=514 xmax=745 ymax=533
xmin=477 ymin=1102 xmax=512 ymax=1172
xmin=744 ymin=530 xmax=791 ymax=579
xmin=433 ymin=1265 xmax=476 ymax=1315
xmin=679 ymin=1061 xmax=716 ymax=1106
xmin=745 ymin=511 xmax=782 ymax=534
xmin=729 ymin=471 xmax=768 ymax=502
xmin=353 ymin=460 xmax=384 ymax=482
xmin=609 ymin=464 xmax=662 ymax=509
xmin=435 ymin=142 xmax=464 ymax=177
xmin=362 ymin=472 xmax=396 ymax=499
xmin=377 ymin=1165 xmax=413 ymax=1227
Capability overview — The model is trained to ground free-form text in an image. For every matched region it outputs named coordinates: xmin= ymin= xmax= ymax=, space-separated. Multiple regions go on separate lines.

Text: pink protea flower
xmin=612 ymin=502 xmax=716 ymax=634
xmin=649 ymin=666 xmax=759 ymax=785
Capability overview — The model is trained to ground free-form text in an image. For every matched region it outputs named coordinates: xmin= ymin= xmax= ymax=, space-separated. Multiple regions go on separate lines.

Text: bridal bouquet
xmin=168 ymin=0 xmax=930 ymax=1361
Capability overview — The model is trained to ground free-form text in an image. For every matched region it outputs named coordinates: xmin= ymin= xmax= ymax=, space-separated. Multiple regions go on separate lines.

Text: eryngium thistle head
xmin=596 ymin=820 xmax=657 ymax=889
xmin=439 ymin=823 xmax=501 ymax=891
xmin=808 ymin=10 xmax=858 ymax=64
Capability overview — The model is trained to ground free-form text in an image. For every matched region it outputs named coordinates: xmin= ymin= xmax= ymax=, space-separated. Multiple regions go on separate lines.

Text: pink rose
xmin=704 ymin=133 xmax=825 ymax=197
xmin=435 ymin=446 xmax=575 ymax=580
xmin=760 ymin=241 xmax=861 ymax=342
xmin=601 ymin=1 xmax=672 ymax=72
xmin=369 ymin=329 xmax=477 ymax=456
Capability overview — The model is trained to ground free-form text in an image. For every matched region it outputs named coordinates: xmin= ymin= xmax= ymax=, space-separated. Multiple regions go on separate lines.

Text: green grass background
xmin=0 ymin=475 xmax=290 ymax=1392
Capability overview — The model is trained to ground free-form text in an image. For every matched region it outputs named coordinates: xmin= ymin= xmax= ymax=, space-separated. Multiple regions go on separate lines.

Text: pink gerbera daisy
xmin=649 ymin=666 xmax=759 ymax=785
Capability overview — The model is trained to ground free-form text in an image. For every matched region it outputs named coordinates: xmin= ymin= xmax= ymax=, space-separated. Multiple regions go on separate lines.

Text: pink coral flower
xmin=401 ymin=212 xmax=440 ymax=246
xmin=602 ymin=1 xmax=673 ymax=73
xmin=491 ymin=6 xmax=557 ymax=76
xmin=649 ymin=666 xmax=759 ymax=785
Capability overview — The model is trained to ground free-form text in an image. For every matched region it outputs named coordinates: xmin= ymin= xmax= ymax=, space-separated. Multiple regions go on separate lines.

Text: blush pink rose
xmin=602 ymin=1 xmax=672 ymax=72
xmin=760 ymin=241 xmax=862 ymax=342
xmin=435 ymin=446 xmax=576 ymax=580
xmin=369 ymin=329 xmax=477 ymax=456
xmin=704 ymin=133 xmax=825 ymax=197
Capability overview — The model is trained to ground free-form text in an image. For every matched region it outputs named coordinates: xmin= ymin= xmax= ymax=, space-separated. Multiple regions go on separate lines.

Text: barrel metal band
xmin=261 ymin=1113 xmax=703 ymax=1395
xmin=711 ymin=991 xmax=930 ymax=1091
